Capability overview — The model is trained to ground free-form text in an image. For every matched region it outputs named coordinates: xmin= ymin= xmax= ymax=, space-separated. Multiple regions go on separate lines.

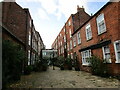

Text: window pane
xmin=118 ymin=52 xmax=120 ymax=59
xmin=105 ymin=54 xmax=110 ymax=59
xmin=104 ymin=46 xmax=110 ymax=53
xmin=116 ymin=42 xmax=120 ymax=51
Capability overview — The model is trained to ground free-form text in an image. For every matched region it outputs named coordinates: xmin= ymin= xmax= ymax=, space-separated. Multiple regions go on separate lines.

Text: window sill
xmin=78 ymin=43 xmax=81 ymax=46
xmin=98 ymin=30 xmax=107 ymax=36
xmin=115 ymin=61 xmax=120 ymax=64
xmin=87 ymin=37 xmax=93 ymax=42
xmin=73 ymin=46 xmax=76 ymax=48
xmin=82 ymin=64 xmax=90 ymax=66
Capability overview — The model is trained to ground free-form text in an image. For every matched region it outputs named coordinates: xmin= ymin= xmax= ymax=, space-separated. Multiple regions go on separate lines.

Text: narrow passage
xmin=9 ymin=66 xmax=119 ymax=88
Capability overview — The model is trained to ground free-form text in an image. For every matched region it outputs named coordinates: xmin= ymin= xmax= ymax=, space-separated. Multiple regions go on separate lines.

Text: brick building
xmin=2 ymin=2 xmax=45 ymax=70
xmin=72 ymin=2 xmax=120 ymax=75
xmin=52 ymin=6 xmax=90 ymax=59
xmin=52 ymin=1 xmax=120 ymax=75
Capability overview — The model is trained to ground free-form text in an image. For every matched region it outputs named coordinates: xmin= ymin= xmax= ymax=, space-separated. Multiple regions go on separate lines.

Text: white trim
xmin=96 ymin=13 xmax=106 ymax=35
xmin=73 ymin=36 xmax=76 ymax=47
xmin=102 ymin=46 xmax=112 ymax=63
xmin=77 ymin=32 xmax=81 ymax=44
xmin=114 ymin=40 xmax=120 ymax=63
xmin=85 ymin=23 xmax=92 ymax=40
xmin=81 ymin=50 xmax=91 ymax=65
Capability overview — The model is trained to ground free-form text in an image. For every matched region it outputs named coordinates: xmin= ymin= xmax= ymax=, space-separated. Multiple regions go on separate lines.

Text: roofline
xmin=72 ymin=1 xmax=112 ymax=36
xmin=2 ymin=24 xmax=25 ymax=45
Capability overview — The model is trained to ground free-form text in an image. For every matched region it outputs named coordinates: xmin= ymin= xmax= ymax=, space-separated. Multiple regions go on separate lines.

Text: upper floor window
xmin=64 ymin=35 xmax=66 ymax=42
xmin=102 ymin=46 xmax=111 ymax=63
xmin=114 ymin=40 xmax=120 ymax=63
xmin=96 ymin=13 xmax=106 ymax=35
xmin=73 ymin=36 xmax=76 ymax=47
xmin=59 ymin=42 xmax=60 ymax=47
xmin=69 ymin=29 xmax=72 ymax=38
xmin=62 ymin=47 xmax=64 ymax=53
xmin=67 ymin=43 xmax=69 ymax=51
xmin=68 ymin=20 xmax=71 ymax=26
xmin=70 ymin=40 xmax=72 ymax=50
xmin=56 ymin=44 xmax=57 ymax=49
xmin=28 ymin=32 xmax=31 ymax=46
xmin=60 ymin=33 xmax=62 ymax=37
xmin=77 ymin=32 xmax=81 ymax=44
xmin=61 ymin=41 xmax=62 ymax=46
xmin=64 ymin=28 xmax=65 ymax=32
xmin=86 ymin=23 xmax=92 ymax=40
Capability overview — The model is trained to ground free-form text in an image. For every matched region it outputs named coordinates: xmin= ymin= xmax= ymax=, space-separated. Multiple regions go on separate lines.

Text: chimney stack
xmin=77 ymin=5 xmax=84 ymax=12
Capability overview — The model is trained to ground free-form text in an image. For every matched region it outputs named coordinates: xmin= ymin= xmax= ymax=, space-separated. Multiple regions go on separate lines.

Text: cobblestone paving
xmin=9 ymin=66 xmax=120 ymax=88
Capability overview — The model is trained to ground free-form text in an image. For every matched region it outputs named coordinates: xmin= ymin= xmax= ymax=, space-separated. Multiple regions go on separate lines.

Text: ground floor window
xmin=102 ymin=46 xmax=111 ymax=63
xmin=81 ymin=49 xmax=91 ymax=65
xmin=28 ymin=50 xmax=30 ymax=65
xmin=114 ymin=40 xmax=120 ymax=63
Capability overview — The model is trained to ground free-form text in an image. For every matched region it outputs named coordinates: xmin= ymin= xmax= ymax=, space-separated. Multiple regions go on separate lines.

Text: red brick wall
xmin=73 ymin=2 xmax=120 ymax=75
xmin=52 ymin=8 xmax=90 ymax=58
xmin=73 ymin=9 xmax=90 ymax=31
xmin=2 ymin=27 xmax=25 ymax=50
xmin=2 ymin=2 xmax=27 ymax=43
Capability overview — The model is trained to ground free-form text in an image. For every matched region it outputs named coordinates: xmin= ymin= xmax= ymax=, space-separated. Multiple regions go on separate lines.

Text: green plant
xmin=2 ymin=40 xmax=25 ymax=88
xmin=87 ymin=56 xmax=109 ymax=77
xmin=24 ymin=65 xmax=33 ymax=75
xmin=65 ymin=58 xmax=72 ymax=70
xmin=57 ymin=56 xmax=65 ymax=67
xmin=74 ymin=59 xmax=80 ymax=71
xmin=33 ymin=58 xmax=48 ymax=72
xmin=41 ymin=58 xmax=48 ymax=71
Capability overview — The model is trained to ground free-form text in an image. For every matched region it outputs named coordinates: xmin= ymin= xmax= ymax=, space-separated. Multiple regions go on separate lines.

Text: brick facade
xmin=52 ymin=2 xmax=120 ymax=76
xmin=72 ymin=2 xmax=120 ymax=76
xmin=52 ymin=6 xmax=90 ymax=59
xmin=2 ymin=2 xmax=45 ymax=69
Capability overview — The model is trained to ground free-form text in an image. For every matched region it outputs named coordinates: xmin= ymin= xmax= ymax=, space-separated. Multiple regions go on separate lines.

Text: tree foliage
xmin=87 ymin=55 xmax=109 ymax=77
xmin=2 ymin=40 xmax=25 ymax=88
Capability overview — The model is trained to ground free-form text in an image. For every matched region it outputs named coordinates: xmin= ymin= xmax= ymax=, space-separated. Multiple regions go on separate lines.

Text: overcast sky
xmin=2 ymin=0 xmax=110 ymax=48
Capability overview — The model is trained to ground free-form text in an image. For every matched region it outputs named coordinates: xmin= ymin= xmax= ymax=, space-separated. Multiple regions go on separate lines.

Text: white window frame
xmin=114 ymin=40 xmax=120 ymax=63
xmin=28 ymin=50 xmax=30 ymax=65
xmin=69 ymin=29 xmax=72 ymax=38
xmin=73 ymin=36 xmax=76 ymax=47
xmin=96 ymin=13 xmax=106 ymax=35
xmin=64 ymin=35 xmax=66 ymax=42
xmin=59 ymin=49 xmax=60 ymax=55
xmin=77 ymin=32 xmax=81 ymax=44
xmin=81 ymin=50 xmax=91 ymax=65
xmin=102 ymin=46 xmax=111 ymax=63
xmin=68 ymin=20 xmax=71 ymax=26
xmin=28 ymin=32 xmax=31 ymax=45
xmin=70 ymin=40 xmax=72 ymax=50
xmin=71 ymin=53 xmax=73 ymax=59
xmin=67 ymin=43 xmax=69 ymax=51
xmin=61 ymin=41 xmax=62 ymax=46
xmin=64 ymin=28 xmax=65 ymax=32
xmin=86 ymin=23 xmax=92 ymax=40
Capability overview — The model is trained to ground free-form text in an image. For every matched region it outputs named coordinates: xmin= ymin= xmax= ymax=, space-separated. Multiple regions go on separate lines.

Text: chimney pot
xmin=77 ymin=5 xmax=84 ymax=12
